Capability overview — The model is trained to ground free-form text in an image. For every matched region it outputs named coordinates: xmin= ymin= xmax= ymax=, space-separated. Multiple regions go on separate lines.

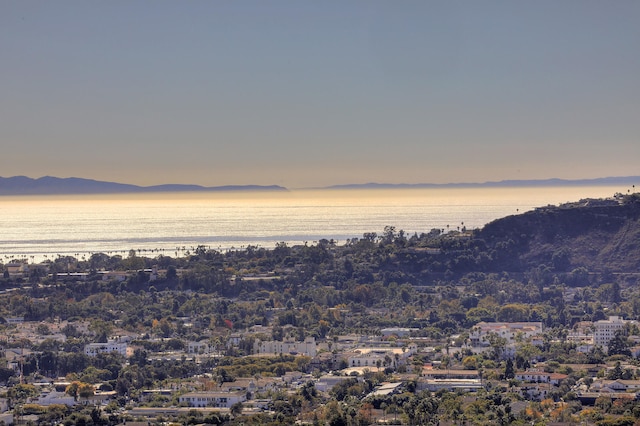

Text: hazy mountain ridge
xmin=0 ymin=176 xmax=287 ymax=195
xmin=324 ymin=176 xmax=640 ymax=190
xmin=0 ymin=175 xmax=638 ymax=195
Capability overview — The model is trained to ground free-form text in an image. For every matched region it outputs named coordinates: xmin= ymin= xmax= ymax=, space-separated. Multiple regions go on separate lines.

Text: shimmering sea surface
xmin=0 ymin=186 xmax=624 ymax=262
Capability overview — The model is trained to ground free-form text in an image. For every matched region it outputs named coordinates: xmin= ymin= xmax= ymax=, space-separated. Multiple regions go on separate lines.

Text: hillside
xmin=478 ymin=193 xmax=640 ymax=273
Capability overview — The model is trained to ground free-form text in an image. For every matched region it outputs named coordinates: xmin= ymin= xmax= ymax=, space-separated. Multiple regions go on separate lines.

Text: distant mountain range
xmin=0 ymin=176 xmax=287 ymax=195
xmin=0 ymin=175 xmax=638 ymax=195
xmin=323 ymin=176 xmax=640 ymax=190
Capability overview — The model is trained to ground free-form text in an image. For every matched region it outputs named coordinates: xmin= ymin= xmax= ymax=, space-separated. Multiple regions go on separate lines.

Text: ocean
xmin=0 ymin=186 xmax=625 ymax=263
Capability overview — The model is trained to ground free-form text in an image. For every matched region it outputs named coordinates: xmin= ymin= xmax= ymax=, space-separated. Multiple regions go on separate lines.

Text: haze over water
xmin=0 ymin=186 xmax=624 ymax=263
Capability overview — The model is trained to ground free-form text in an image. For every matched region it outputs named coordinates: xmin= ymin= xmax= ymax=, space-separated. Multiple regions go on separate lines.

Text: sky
xmin=1 ymin=1 xmax=639 ymax=188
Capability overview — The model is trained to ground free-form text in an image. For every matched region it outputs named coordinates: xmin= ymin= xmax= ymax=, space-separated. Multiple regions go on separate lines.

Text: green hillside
xmin=478 ymin=193 xmax=640 ymax=273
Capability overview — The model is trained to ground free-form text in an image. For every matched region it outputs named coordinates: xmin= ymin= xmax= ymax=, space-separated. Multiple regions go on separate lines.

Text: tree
xmin=78 ymin=382 xmax=95 ymax=400
xmin=166 ymin=266 xmax=178 ymax=280
xmin=230 ymin=401 xmax=244 ymax=418
xmin=504 ymin=358 xmax=515 ymax=380
xmin=607 ymin=330 xmax=631 ymax=357
xmin=130 ymin=348 xmax=148 ymax=367
xmin=486 ymin=332 xmax=507 ymax=361
xmin=7 ymin=384 xmax=39 ymax=404
xmin=65 ymin=381 xmax=81 ymax=401
xmin=607 ymin=361 xmax=624 ymax=380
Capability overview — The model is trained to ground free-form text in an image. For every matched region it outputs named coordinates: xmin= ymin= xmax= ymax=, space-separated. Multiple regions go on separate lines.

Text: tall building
xmin=594 ymin=316 xmax=628 ymax=347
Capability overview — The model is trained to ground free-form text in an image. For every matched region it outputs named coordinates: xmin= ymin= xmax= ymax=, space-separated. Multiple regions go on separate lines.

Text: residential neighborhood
xmin=2 ymin=195 xmax=640 ymax=425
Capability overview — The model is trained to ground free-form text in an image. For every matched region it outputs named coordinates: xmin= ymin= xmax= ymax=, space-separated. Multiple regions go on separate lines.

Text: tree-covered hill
xmin=478 ymin=193 xmax=640 ymax=273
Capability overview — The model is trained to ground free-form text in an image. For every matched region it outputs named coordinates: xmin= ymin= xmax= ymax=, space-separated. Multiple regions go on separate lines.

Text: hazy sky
xmin=2 ymin=1 xmax=639 ymax=188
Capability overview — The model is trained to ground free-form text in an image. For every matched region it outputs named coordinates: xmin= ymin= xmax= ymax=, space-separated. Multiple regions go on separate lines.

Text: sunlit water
xmin=0 ymin=186 xmax=625 ymax=263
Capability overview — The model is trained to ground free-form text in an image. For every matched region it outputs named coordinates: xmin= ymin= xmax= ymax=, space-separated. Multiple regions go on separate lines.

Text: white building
xmin=179 ymin=391 xmax=246 ymax=408
xmin=32 ymin=390 xmax=76 ymax=406
xmin=515 ymin=371 xmax=568 ymax=385
xmin=254 ymin=337 xmax=317 ymax=357
xmin=187 ymin=341 xmax=210 ymax=354
xmin=469 ymin=322 xmax=543 ymax=346
xmin=346 ymin=344 xmax=417 ymax=369
xmin=84 ymin=342 xmax=130 ymax=357
xmin=591 ymin=379 xmax=640 ymax=393
xmin=380 ymin=327 xmax=418 ymax=338
xmin=347 ymin=349 xmax=388 ymax=369
xmin=594 ymin=316 xmax=630 ymax=347
xmin=567 ymin=321 xmax=595 ymax=346
xmin=315 ymin=374 xmax=357 ymax=392
xmin=100 ymin=271 xmax=128 ymax=282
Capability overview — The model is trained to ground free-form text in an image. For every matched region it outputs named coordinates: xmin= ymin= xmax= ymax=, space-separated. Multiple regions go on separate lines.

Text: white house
xmin=347 ymin=349 xmax=388 ymax=369
xmin=315 ymin=375 xmax=357 ymax=392
xmin=591 ymin=379 xmax=640 ymax=393
xmin=187 ymin=341 xmax=210 ymax=354
xmin=179 ymin=391 xmax=246 ymax=408
xmin=254 ymin=337 xmax=317 ymax=357
xmin=518 ymin=384 xmax=551 ymax=401
xmin=100 ymin=271 xmax=128 ymax=282
xmin=469 ymin=322 xmax=543 ymax=346
xmin=32 ymin=390 xmax=76 ymax=406
xmin=515 ymin=371 xmax=568 ymax=385
xmin=380 ymin=327 xmax=418 ymax=338
xmin=84 ymin=342 xmax=130 ymax=357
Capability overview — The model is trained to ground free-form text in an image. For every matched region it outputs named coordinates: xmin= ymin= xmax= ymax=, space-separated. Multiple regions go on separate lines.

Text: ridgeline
xmin=478 ymin=192 xmax=640 ymax=273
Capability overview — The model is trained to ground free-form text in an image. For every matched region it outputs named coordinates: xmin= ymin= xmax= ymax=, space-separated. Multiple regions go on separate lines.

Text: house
xmin=380 ymin=327 xmax=417 ymax=338
xmin=518 ymin=383 xmax=551 ymax=401
xmin=218 ymin=377 xmax=280 ymax=394
xmin=417 ymin=377 xmax=482 ymax=392
xmin=366 ymin=382 xmax=404 ymax=398
xmin=254 ymin=337 xmax=317 ymax=357
xmin=179 ymin=391 xmax=246 ymax=408
xmin=591 ymin=379 xmax=640 ymax=393
xmin=32 ymin=390 xmax=76 ymax=406
xmin=346 ymin=349 xmax=388 ymax=369
xmin=469 ymin=322 xmax=543 ymax=347
xmin=5 ymin=262 xmax=28 ymax=277
xmin=5 ymin=348 xmax=32 ymax=371
xmin=227 ymin=332 xmax=244 ymax=348
xmin=187 ymin=341 xmax=210 ymax=354
xmin=0 ymin=413 xmax=12 ymax=426
xmin=86 ymin=391 xmax=117 ymax=405
xmin=515 ymin=371 xmax=568 ymax=385
xmin=315 ymin=374 xmax=358 ymax=392
xmin=84 ymin=342 xmax=130 ymax=357
xmin=567 ymin=321 xmax=595 ymax=346
xmin=422 ymin=369 xmax=480 ymax=380
xmin=344 ymin=344 xmax=417 ymax=370
xmin=100 ymin=271 xmax=128 ymax=282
